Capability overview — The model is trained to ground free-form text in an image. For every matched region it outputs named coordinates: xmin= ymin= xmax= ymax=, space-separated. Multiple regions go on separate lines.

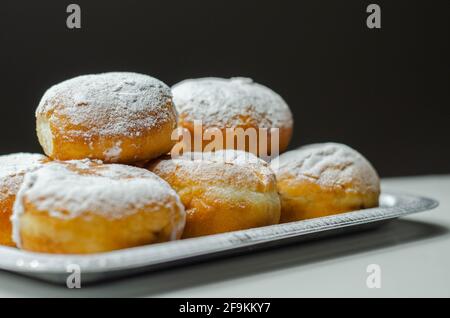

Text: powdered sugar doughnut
xmin=172 ymin=77 xmax=293 ymax=158
xmin=271 ymin=143 xmax=380 ymax=222
xmin=148 ymin=150 xmax=281 ymax=238
xmin=36 ymin=72 xmax=177 ymax=163
xmin=0 ymin=153 xmax=47 ymax=246
xmin=12 ymin=160 xmax=185 ymax=254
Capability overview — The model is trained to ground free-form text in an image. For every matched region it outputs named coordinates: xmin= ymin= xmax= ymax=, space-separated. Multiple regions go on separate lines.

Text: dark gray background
xmin=1 ymin=0 xmax=448 ymax=177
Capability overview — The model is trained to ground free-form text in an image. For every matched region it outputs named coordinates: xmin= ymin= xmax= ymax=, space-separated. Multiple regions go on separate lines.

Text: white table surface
xmin=0 ymin=175 xmax=449 ymax=298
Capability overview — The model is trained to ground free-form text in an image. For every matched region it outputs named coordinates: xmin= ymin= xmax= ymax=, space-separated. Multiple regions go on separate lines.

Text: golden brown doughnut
xmin=0 ymin=153 xmax=47 ymax=247
xmin=172 ymin=77 xmax=293 ymax=159
xmin=270 ymin=143 xmax=380 ymax=222
xmin=12 ymin=160 xmax=185 ymax=254
xmin=36 ymin=72 xmax=178 ymax=164
xmin=148 ymin=150 xmax=281 ymax=238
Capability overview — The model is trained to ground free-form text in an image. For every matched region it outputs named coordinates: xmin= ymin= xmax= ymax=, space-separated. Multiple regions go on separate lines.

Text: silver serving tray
xmin=0 ymin=192 xmax=438 ymax=285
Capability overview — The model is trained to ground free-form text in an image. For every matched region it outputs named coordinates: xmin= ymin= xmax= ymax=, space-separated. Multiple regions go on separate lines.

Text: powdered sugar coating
xmin=0 ymin=153 xmax=47 ymax=201
xmin=36 ymin=72 xmax=174 ymax=138
xmin=103 ymin=141 xmax=123 ymax=161
xmin=154 ymin=150 xmax=276 ymax=191
xmin=172 ymin=77 xmax=293 ymax=129
xmin=272 ymin=143 xmax=380 ymax=193
xmin=179 ymin=149 xmax=265 ymax=166
xmin=11 ymin=160 xmax=185 ymax=246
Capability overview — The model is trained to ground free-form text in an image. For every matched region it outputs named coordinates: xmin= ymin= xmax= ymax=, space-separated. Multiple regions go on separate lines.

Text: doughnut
xmin=270 ymin=143 xmax=380 ymax=222
xmin=36 ymin=72 xmax=178 ymax=164
xmin=172 ymin=77 xmax=293 ymax=159
xmin=12 ymin=160 xmax=185 ymax=254
xmin=148 ymin=150 xmax=281 ymax=238
xmin=0 ymin=153 xmax=47 ymax=246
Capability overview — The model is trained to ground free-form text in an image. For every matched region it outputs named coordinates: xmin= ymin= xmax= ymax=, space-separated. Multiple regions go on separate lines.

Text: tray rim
xmin=0 ymin=192 xmax=439 ymax=275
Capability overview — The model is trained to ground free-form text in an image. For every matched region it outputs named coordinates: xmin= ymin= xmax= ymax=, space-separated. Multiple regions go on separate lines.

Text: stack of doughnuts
xmin=4 ymin=72 xmax=186 ymax=254
xmin=0 ymin=72 xmax=380 ymax=255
